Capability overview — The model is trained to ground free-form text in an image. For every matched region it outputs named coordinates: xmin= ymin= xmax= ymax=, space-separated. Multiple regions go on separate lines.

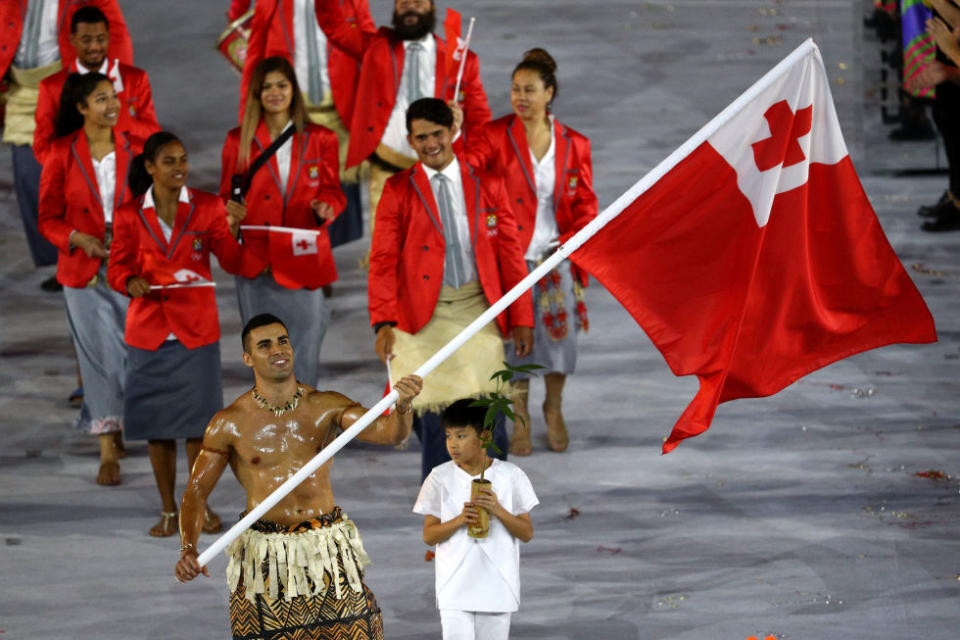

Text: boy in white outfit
xmin=413 ymin=399 xmax=539 ymax=640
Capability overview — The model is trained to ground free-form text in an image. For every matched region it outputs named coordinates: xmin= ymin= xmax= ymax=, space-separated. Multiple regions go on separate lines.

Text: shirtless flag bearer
xmin=175 ymin=313 xmax=422 ymax=640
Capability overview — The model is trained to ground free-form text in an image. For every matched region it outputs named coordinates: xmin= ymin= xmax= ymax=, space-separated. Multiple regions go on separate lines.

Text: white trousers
xmin=440 ymin=609 xmax=512 ymax=640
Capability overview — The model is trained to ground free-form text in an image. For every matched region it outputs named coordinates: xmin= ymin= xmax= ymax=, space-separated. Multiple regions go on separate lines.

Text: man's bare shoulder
xmin=204 ymin=392 xmax=255 ymax=440
xmin=303 ymin=388 xmax=361 ymax=412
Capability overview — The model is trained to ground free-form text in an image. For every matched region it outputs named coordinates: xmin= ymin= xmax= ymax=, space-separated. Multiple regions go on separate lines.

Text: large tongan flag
xmin=571 ymin=40 xmax=937 ymax=453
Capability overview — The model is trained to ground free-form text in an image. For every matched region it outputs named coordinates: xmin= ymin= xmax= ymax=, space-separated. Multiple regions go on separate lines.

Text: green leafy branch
xmin=469 ymin=361 xmax=543 ymax=481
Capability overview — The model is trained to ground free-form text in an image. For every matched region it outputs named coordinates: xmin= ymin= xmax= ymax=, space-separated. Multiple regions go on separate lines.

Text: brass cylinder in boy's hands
xmin=468 ymin=479 xmax=491 ymax=538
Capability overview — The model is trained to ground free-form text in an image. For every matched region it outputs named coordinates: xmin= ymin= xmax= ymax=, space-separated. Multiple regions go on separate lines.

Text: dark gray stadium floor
xmin=1 ymin=1 xmax=958 ymax=638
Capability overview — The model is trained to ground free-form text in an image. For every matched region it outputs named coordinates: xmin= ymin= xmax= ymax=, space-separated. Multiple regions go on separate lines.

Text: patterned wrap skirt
xmin=506 ymin=259 xmax=588 ymax=378
xmin=226 ymin=507 xmax=383 ymax=640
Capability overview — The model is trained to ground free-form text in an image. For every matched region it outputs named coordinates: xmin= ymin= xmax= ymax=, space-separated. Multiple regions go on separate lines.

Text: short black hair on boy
xmin=241 ymin=313 xmax=288 ymax=352
xmin=405 ymin=97 xmax=454 ymax=133
xmin=71 ymin=6 xmax=109 ymax=32
xmin=442 ymin=398 xmax=488 ymax=435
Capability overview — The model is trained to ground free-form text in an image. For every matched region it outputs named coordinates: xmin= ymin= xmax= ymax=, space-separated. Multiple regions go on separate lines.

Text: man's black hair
xmin=405 ymin=97 xmax=453 ymax=134
xmin=71 ymin=6 xmax=109 ymax=33
xmin=442 ymin=398 xmax=488 ymax=436
xmin=241 ymin=313 xmax=288 ymax=352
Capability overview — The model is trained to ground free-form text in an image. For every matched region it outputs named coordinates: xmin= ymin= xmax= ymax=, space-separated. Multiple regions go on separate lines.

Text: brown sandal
xmin=509 ymin=420 xmax=533 ymax=456
xmin=96 ymin=460 xmax=121 ymax=486
xmin=112 ymin=431 xmax=126 ymax=459
xmin=149 ymin=511 xmax=178 ymax=537
xmin=202 ymin=508 xmax=223 ymax=534
xmin=543 ymin=401 xmax=569 ymax=452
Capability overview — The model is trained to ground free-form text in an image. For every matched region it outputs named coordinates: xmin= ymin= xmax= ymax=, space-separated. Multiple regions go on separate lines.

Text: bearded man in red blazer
xmin=368 ymin=98 xmax=533 ymax=481
xmin=314 ymin=0 xmax=492 ymax=231
xmin=34 ymin=6 xmax=159 ymax=165
xmin=1 ymin=0 xmax=133 ymax=287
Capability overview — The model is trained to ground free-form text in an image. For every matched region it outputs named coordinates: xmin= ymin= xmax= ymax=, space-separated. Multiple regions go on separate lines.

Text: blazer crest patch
xmin=308 ymin=165 xmax=319 ymax=179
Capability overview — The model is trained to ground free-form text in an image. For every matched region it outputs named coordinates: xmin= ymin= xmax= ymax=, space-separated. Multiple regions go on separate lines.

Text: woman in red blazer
xmin=107 ymin=131 xmax=259 ymax=536
xmin=462 ymin=49 xmax=599 ymax=456
xmin=220 ymin=56 xmax=345 ymax=388
xmin=38 ymin=71 xmax=139 ymax=486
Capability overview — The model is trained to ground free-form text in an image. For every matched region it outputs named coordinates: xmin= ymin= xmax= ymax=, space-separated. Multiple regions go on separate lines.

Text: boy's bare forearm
xmin=493 ymin=509 xmax=534 ymax=543
xmin=423 ymin=515 xmax=465 ymax=545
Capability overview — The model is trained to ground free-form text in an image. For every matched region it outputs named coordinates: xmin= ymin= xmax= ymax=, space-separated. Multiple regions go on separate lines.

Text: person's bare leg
xmin=543 ymin=373 xmax=569 ymax=452
xmin=96 ymin=433 xmax=121 ymax=485
xmin=148 ymin=439 xmax=178 ymax=536
xmin=508 ymin=379 xmax=532 ymax=456
xmin=186 ymin=438 xmax=222 ymax=533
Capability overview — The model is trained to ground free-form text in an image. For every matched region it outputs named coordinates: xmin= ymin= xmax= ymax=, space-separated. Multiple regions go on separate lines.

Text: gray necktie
xmin=433 ymin=174 xmax=466 ymax=289
xmin=20 ymin=0 xmax=45 ymax=69
xmin=302 ymin=0 xmax=323 ymax=104
xmin=405 ymin=42 xmax=423 ymax=104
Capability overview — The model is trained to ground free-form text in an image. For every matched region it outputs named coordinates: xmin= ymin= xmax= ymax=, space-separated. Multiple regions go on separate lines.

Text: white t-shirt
xmin=92 ymin=152 xmax=117 ymax=225
xmin=413 ymin=459 xmax=539 ymax=612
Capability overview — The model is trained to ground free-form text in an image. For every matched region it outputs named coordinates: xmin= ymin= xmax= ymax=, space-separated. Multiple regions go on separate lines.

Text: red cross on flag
xmin=570 ymin=41 xmax=936 ymax=453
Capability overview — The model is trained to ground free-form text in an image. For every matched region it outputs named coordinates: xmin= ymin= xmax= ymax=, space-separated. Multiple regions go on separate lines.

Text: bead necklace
xmin=251 ymin=385 xmax=305 ymax=416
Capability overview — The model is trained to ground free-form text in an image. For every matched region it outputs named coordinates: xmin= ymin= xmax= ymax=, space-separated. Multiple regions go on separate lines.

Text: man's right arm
xmin=175 ymin=412 xmax=234 ymax=582
xmin=368 ymin=179 xmax=404 ymax=353
xmin=314 ymin=0 xmax=377 ymax=60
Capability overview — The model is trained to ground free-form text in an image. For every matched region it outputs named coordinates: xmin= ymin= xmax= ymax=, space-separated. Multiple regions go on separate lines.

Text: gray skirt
xmin=63 ymin=268 xmax=128 ymax=434
xmin=506 ymin=258 xmax=584 ymax=378
xmin=123 ymin=340 xmax=223 ymax=441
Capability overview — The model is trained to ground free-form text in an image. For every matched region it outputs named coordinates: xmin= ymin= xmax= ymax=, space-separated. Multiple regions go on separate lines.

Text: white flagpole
xmin=240 ymin=225 xmax=321 ymax=235
xmin=149 ymin=282 xmax=216 ymax=290
xmin=452 ymin=17 xmax=476 ymax=102
xmin=196 ymin=38 xmax=819 ymax=568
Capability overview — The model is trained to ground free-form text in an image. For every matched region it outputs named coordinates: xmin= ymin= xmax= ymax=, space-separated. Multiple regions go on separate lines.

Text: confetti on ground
xmin=597 ymin=545 xmax=622 ymax=554
xmin=915 ymin=469 xmax=951 ymax=481
xmin=565 ymin=508 xmax=581 ymax=520
xmin=425 ymin=550 xmax=435 ymax=562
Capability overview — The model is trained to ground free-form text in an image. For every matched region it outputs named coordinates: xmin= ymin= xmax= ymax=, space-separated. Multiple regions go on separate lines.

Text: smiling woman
xmin=37 ymin=71 xmax=140 ymax=487
xmin=107 ymin=130 xmax=261 ymax=537
xmin=221 ymin=56 xmax=346 ymax=390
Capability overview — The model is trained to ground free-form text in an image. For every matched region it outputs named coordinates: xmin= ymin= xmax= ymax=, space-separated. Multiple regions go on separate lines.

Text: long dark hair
xmin=129 ymin=131 xmax=184 ymax=197
xmin=54 ymin=72 xmax=111 ymax=138
xmin=513 ymin=48 xmax=559 ymax=110
xmin=238 ymin=56 xmax=307 ymax=169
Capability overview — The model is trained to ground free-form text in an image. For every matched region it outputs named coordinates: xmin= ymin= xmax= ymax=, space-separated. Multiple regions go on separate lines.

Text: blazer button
xmin=367 ymin=127 xmax=374 ymax=132
xmin=422 ymin=245 xmax=429 ymax=251
xmin=162 ymin=295 xmax=169 ymax=301
xmin=517 ymin=225 xmax=523 ymax=230
xmin=423 ymin=275 xmax=429 ymax=280
xmin=376 ymin=101 xmax=383 ymax=107
xmin=264 ymin=194 xmax=271 ymax=200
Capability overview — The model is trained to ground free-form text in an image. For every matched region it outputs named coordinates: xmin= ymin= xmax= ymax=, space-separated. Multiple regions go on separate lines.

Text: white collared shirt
xmin=92 ymin=152 xmax=117 ymax=224
xmin=143 ymin=185 xmax=191 ymax=243
xmin=526 ymin=119 xmax=559 ymax=261
xmin=293 ymin=0 xmax=330 ymax=102
xmin=74 ymin=58 xmax=125 ymax=94
xmin=413 ymin=459 xmax=539 ymax=612
xmin=421 ymin=157 xmax=476 ymax=286
xmin=14 ymin=0 xmax=60 ymax=69
xmin=380 ymin=34 xmax=436 ymax=161
xmin=275 ymin=121 xmax=295 ymax=193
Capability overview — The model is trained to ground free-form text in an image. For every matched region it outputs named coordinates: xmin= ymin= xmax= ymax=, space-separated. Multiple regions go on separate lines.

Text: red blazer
xmin=0 ymin=0 xmax=133 ymax=80
xmin=238 ymin=0 xmax=375 ymax=126
xmin=368 ymin=157 xmax=534 ymax=336
xmin=108 ymin=188 xmax=258 ymax=350
xmin=314 ymin=1 xmax=491 ymax=169
xmin=34 ymin=61 xmax=159 ymax=163
xmin=220 ymin=120 xmax=346 ymax=289
xmin=465 ymin=115 xmax=599 ymax=286
xmin=38 ymin=128 xmax=137 ymax=287
xmin=228 ymin=0 xmax=252 ymax=22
